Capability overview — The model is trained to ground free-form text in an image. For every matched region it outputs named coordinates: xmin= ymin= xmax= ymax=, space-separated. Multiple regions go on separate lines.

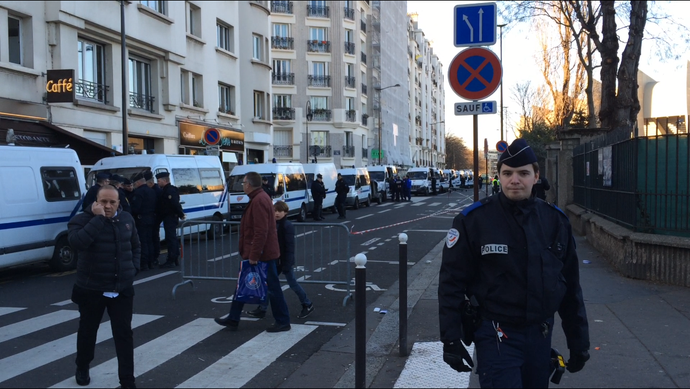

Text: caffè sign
xmin=46 ymin=69 xmax=75 ymax=103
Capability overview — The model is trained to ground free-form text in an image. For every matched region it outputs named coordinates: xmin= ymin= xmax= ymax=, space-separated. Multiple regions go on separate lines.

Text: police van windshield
xmin=408 ymin=171 xmax=428 ymax=180
xmin=369 ymin=171 xmax=385 ymax=181
xmin=227 ymin=174 xmax=276 ymax=193
xmin=342 ymin=174 xmax=356 ymax=186
xmin=86 ymin=168 xmax=153 ymax=189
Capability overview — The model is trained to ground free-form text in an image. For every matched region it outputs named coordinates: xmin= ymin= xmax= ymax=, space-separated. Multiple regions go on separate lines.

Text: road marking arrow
xmin=479 ymin=8 xmax=484 ymax=41
xmin=463 ymin=14 xmax=473 ymax=42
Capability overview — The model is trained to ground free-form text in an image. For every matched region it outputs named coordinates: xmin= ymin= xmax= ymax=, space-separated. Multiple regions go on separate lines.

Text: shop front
xmin=178 ymin=120 xmax=244 ymax=174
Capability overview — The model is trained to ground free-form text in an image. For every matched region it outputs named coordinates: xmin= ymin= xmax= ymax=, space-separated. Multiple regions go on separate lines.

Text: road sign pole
xmin=473 ymin=113 xmax=479 ymax=202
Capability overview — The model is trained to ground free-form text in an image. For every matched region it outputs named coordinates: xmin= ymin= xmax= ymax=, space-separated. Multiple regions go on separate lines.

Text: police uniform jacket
xmin=159 ymin=184 xmax=185 ymax=219
xmin=335 ymin=178 xmax=349 ymax=198
xmin=130 ymin=184 xmax=157 ymax=225
xmin=118 ymin=188 xmax=131 ymax=213
xmin=439 ymin=192 xmax=589 ymax=352
xmin=239 ymin=188 xmax=280 ymax=262
xmin=311 ymin=180 xmax=326 ymax=201
xmin=68 ymin=209 xmax=141 ymax=293
xmin=82 ymin=183 xmax=101 ymax=212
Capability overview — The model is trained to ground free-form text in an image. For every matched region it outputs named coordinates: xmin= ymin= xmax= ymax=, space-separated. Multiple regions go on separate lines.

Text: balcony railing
xmin=345 ymin=109 xmax=356 ymax=122
xmin=75 ymin=79 xmax=109 ymax=104
xmin=271 ymin=36 xmax=294 ymax=50
xmin=344 ymin=7 xmax=354 ymax=20
xmin=307 ymin=4 xmax=329 ymax=17
xmin=313 ymin=145 xmax=332 ymax=157
xmin=273 ymin=144 xmax=293 ymax=157
xmin=272 ymin=72 xmax=295 ymax=85
xmin=344 ymin=41 xmax=355 ymax=55
xmin=311 ymin=109 xmax=332 ymax=121
xmin=271 ymin=1 xmax=293 ymax=14
xmin=129 ymin=92 xmax=155 ymax=113
xmin=361 ymin=83 xmax=367 ymax=95
xmin=361 ymin=114 xmax=368 ymax=126
xmin=343 ymin=145 xmax=355 ymax=157
xmin=361 ymin=52 xmax=366 ymax=64
xmin=308 ymin=75 xmax=331 ymax=87
xmin=273 ymin=107 xmax=295 ymax=120
xmin=307 ymin=40 xmax=331 ymax=53
xmin=344 ymin=76 xmax=355 ymax=88
xmin=360 ymin=20 xmax=366 ymax=32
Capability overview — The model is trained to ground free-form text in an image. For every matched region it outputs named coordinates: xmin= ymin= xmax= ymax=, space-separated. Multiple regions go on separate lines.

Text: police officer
xmin=532 ymin=176 xmax=551 ymax=201
xmin=122 ymin=178 xmax=134 ymax=204
xmin=311 ymin=173 xmax=326 ymax=221
xmin=82 ymin=172 xmax=110 ymax=211
xmin=431 ymin=172 xmax=437 ymax=195
xmin=130 ymin=173 xmax=157 ymax=270
xmin=389 ymin=175 xmax=399 ymax=202
xmin=145 ymin=171 xmax=163 ymax=267
xmin=335 ymin=173 xmax=349 ymax=219
xmin=438 ymin=138 xmax=590 ymax=388
xmin=109 ymin=175 xmax=131 ymax=213
xmin=262 ymin=177 xmax=276 ymax=197
xmin=156 ymin=172 xmax=186 ymax=268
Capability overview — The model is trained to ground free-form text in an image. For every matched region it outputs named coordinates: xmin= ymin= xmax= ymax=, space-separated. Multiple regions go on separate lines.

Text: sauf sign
xmin=45 ymin=69 xmax=75 ymax=103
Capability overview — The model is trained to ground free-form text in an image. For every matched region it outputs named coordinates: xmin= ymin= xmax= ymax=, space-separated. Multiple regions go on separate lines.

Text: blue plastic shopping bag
xmin=234 ymin=260 xmax=268 ymax=304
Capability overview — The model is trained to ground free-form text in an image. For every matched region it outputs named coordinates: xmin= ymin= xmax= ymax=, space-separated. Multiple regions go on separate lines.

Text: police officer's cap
xmin=110 ymin=174 xmax=124 ymax=183
xmin=123 ymin=178 xmax=132 ymax=185
xmin=155 ymin=172 xmax=170 ymax=179
xmin=316 ymin=173 xmax=323 ymax=178
xmin=498 ymin=138 xmax=538 ymax=167
xmin=96 ymin=172 xmax=111 ymax=181
xmin=143 ymin=171 xmax=154 ymax=181
xmin=132 ymin=173 xmax=145 ymax=182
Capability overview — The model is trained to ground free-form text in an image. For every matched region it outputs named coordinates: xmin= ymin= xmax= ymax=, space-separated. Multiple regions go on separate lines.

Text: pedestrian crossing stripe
xmin=0 ymin=312 xmax=162 ymax=383
xmin=177 ymin=324 xmax=317 ymax=388
xmin=394 ymin=341 xmax=474 ymax=388
xmin=0 ymin=307 xmax=25 ymax=317
xmin=0 ymin=310 xmax=80 ymax=344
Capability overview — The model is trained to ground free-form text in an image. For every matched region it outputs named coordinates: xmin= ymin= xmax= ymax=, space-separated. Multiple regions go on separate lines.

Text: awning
xmin=0 ymin=117 xmax=121 ymax=165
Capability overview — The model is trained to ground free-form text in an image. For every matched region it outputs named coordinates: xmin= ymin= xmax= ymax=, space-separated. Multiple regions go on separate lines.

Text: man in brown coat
xmin=215 ymin=171 xmax=292 ymax=332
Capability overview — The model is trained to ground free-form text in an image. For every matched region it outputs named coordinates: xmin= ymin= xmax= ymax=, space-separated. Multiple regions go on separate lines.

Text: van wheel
xmin=376 ymin=193 xmax=382 ymax=204
xmin=207 ymin=214 xmax=224 ymax=239
xmin=50 ymin=236 xmax=77 ymax=272
xmin=354 ymin=197 xmax=360 ymax=209
xmin=297 ymin=204 xmax=307 ymax=222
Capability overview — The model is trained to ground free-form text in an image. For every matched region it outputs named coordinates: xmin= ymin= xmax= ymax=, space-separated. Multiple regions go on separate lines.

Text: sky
xmin=406 ymin=1 xmax=690 ymax=151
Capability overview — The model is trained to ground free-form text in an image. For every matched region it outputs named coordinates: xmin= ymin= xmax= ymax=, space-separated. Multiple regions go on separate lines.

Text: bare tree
xmin=444 ymin=135 xmax=473 ymax=169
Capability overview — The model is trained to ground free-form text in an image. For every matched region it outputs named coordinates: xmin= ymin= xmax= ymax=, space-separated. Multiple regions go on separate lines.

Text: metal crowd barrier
xmin=171 ymin=220 xmax=353 ymax=305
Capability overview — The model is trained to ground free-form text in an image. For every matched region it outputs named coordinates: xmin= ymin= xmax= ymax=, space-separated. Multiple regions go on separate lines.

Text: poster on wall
xmin=598 ymin=146 xmax=612 ymax=186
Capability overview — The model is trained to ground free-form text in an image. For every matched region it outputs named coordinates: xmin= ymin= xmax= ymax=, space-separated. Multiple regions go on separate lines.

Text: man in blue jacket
xmin=68 ymin=185 xmax=141 ymax=388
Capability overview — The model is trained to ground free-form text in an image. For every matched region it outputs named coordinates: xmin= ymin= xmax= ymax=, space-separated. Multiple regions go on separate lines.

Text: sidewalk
xmin=283 ymin=231 xmax=690 ymax=388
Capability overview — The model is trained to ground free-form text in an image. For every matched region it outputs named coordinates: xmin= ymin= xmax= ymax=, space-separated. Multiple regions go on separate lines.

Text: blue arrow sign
xmin=454 ymin=2 xmax=497 ymax=47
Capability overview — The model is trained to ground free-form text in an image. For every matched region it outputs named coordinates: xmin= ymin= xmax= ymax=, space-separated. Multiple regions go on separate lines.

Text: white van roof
xmin=0 ymin=145 xmax=81 ymax=164
xmin=91 ymin=154 xmax=220 ymax=169
xmin=229 ymin=162 xmax=304 ymax=176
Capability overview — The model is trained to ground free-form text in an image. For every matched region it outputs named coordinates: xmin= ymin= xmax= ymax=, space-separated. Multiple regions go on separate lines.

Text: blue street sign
xmin=496 ymin=140 xmax=508 ymax=153
xmin=454 ymin=2 xmax=497 ymax=47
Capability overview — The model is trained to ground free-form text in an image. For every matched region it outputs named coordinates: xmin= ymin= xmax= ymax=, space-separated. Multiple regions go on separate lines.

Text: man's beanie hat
xmin=498 ymin=138 xmax=537 ymax=167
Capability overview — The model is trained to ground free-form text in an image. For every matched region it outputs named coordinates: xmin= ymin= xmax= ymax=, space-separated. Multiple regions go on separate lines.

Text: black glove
xmin=443 ymin=341 xmax=474 ymax=372
xmin=566 ymin=350 xmax=590 ymax=373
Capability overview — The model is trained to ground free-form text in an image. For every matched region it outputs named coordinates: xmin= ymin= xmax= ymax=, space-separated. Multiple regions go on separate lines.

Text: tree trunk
xmin=614 ymin=1 xmax=648 ymax=133
xmin=598 ymin=1 xmax=619 ymax=129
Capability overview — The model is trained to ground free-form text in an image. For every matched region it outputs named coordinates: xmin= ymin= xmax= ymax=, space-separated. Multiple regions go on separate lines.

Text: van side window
xmin=172 ymin=168 xmax=202 ymax=194
xmin=41 ymin=167 xmax=81 ymax=202
xmin=200 ymin=169 xmax=224 ymax=192
xmin=362 ymin=174 xmax=370 ymax=186
xmin=286 ymin=173 xmax=306 ymax=192
xmin=276 ymin=173 xmax=285 ymax=195
xmin=355 ymin=176 xmax=361 ymax=189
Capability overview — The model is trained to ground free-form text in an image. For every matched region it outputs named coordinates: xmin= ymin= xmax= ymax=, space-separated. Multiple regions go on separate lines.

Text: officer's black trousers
xmin=335 ymin=196 xmax=346 ymax=217
xmin=73 ymin=286 xmax=134 ymax=387
xmin=152 ymin=222 xmax=161 ymax=263
xmin=474 ymin=318 xmax=554 ymax=388
xmin=313 ymin=199 xmax=323 ymax=220
xmin=163 ymin=216 xmax=179 ymax=263
xmin=136 ymin=222 xmax=153 ymax=268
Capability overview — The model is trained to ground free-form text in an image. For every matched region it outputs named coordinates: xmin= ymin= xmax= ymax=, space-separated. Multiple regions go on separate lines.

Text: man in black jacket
xmin=82 ymin=172 xmax=110 ymax=211
xmin=311 ymin=173 xmax=326 ymax=221
xmin=156 ymin=172 xmax=186 ymax=268
xmin=130 ymin=173 xmax=157 ymax=270
xmin=335 ymin=173 xmax=349 ymax=219
xmin=439 ymin=139 xmax=589 ymax=388
xmin=145 ymin=171 xmax=163 ymax=266
xmin=68 ymin=185 xmax=141 ymax=389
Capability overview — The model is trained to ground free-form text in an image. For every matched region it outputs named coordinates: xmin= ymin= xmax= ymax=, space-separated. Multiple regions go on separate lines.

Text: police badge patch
xmin=446 ymin=228 xmax=460 ymax=248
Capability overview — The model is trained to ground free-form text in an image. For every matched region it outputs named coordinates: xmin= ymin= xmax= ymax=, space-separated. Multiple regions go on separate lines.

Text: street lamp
xmin=498 ymin=23 xmax=507 ymax=142
xmin=375 ymin=83 xmax=401 ymax=165
xmin=305 ymin=100 xmax=313 ymax=163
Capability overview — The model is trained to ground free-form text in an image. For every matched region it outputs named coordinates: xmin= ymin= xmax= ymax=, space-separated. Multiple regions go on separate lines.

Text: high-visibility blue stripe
xmin=0 ymin=216 xmax=71 ymax=231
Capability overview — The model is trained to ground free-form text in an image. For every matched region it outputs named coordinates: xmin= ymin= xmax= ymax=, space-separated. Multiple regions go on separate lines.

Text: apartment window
xmin=273 ymin=23 xmax=289 ymax=38
xmin=180 ymin=70 xmax=189 ymax=104
xmin=187 ymin=2 xmax=201 ymax=37
xmin=346 ymin=97 xmax=354 ymax=111
xmin=312 ymin=130 xmax=329 ymax=146
xmin=345 ymin=64 xmax=355 ymax=87
xmin=344 ymin=29 xmax=355 ymax=54
xmin=273 ymin=59 xmax=291 ymax=74
xmin=312 ymin=62 xmax=326 ymax=77
xmin=218 ymin=83 xmax=235 ymax=114
xmin=8 ymin=16 xmax=22 ymax=65
xmin=253 ymin=91 xmax=265 ymax=119
xmin=76 ymin=39 xmax=107 ymax=103
xmin=217 ymin=21 xmax=234 ymax=52
xmin=129 ymin=57 xmax=153 ymax=112
xmin=307 ymin=0 xmax=329 ymax=18
xmin=345 ymin=131 xmax=353 ymax=147
xmin=140 ymin=0 xmax=166 ymax=14
xmin=309 ymin=96 xmax=327 ymax=110
xmin=273 ymin=95 xmax=294 ymax=120
xmin=252 ymin=34 xmax=262 ymax=60
xmin=274 ymin=94 xmax=291 ymax=108
xmin=191 ymin=73 xmax=203 ymax=107
xmin=309 ymin=27 xmax=327 ymax=41
xmin=274 ymin=129 xmax=291 ymax=145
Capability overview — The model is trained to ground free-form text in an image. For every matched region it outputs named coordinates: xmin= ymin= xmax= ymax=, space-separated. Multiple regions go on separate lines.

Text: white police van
xmin=367 ymin=165 xmax=397 ymax=203
xmin=337 ymin=167 xmax=372 ymax=209
xmin=407 ymin=167 xmax=447 ymax=195
xmin=0 ymin=146 xmax=85 ymax=271
xmin=303 ymin=163 xmax=338 ymax=215
xmin=87 ymin=154 xmax=228 ymax=238
xmin=227 ymin=163 xmax=310 ymax=221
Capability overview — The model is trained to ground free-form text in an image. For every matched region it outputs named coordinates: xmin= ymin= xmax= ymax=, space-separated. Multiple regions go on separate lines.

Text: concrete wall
xmin=566 ymin=204 xmax=690 ymax=288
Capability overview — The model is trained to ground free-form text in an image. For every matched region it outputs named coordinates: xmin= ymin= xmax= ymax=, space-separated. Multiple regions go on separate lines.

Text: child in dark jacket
xmin=246 ymin=201 xmax=314 ymax=319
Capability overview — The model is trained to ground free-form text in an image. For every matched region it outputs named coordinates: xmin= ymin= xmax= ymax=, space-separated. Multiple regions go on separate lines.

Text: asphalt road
xmin=0 ymin=188 xmax=480 ymax=388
